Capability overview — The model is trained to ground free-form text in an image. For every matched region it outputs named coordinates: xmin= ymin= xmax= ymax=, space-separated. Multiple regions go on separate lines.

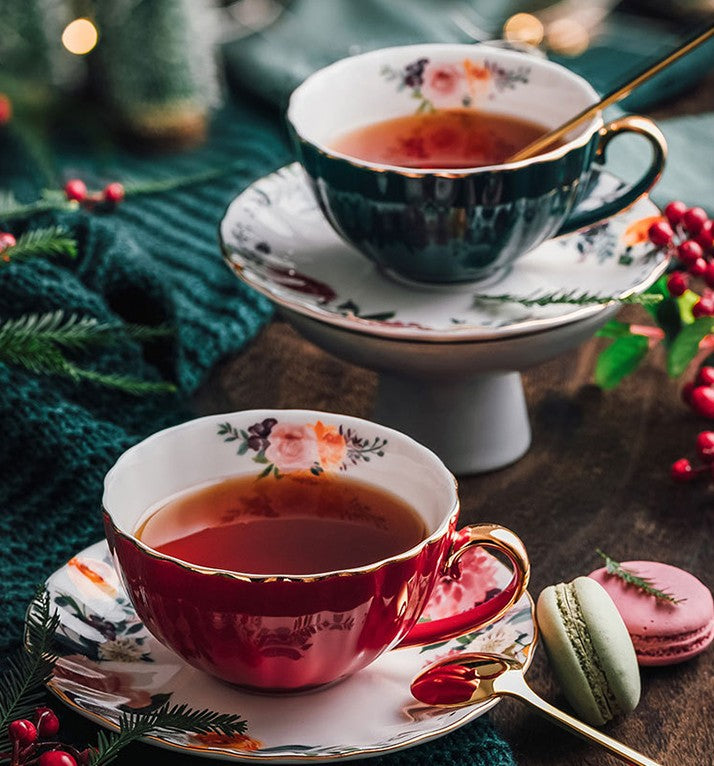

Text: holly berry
xmin=35 ymin=706 xmax=60 ymax=738
xmin=705 ymin=262 xmax=714 ymax=290
xmin=64 ymin=179 xmax=87 ymax=202
xmin=692 ymin=297 xmax=714 ymax=318
xmin=665 ymin=200 xmax=687 ymax=227
xmin=677 ymin=239 xmax=703 ymax=267
xmin=103 ymin=182 xmax=125 ymax=204
xmin=648 ymin=220 xmax=674 ymax=247
xmin=695 ymin=220 xmax=714 ymax=251
xmin=0 ymin=93 xmax=11 ymax=125
xmin=671 ymin=458 xmax=695 ymax=482
xmin=0 ymin=232 xmax=16 ymax=251
xmin=8 ymin=719 xmax=38 ymax=745
xmin=38 ymin=751 xmax=77 ymax=766
xmin=697 ymin=366 xmax=714 ymax=386
xmin=696 ymin=432 xmax=714 ymax=463
xmin=690 ymin=386 xmax=714 ymax=418
xmin=682 ymin=207 xmax=709 ymax=235
xmin=667 ymin=271 xmax=689 ymax=297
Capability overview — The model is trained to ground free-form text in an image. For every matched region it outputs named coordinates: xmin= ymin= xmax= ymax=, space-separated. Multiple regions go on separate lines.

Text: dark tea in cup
xmin=137 ymin=473 xmax=427 ymax=574
xmin=329 ymin=108 xmax=556 ymax=169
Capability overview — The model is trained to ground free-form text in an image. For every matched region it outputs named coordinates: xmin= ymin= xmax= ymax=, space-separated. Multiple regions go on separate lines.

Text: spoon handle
xmin=496 ymin=671 xmax=662 ymax=766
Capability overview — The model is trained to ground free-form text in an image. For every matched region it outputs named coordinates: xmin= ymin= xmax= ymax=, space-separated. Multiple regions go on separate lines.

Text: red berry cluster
xmin=5 ymin=707 xmax=94 ymax=766
xmin=681 ymin=366 xmax=714 ymax=418
xmin=671 ymin=432 xmax=714 ymax=483
xmin=64 ymin=179 xmax=125 ymax=208
xmin=650 ymin=202 xmax=714 ymax=316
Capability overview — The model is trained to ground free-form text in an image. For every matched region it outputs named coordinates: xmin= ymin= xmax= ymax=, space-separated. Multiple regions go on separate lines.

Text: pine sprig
xmin=0 ymin=310 xmax=176 ymax=395
xmin=1 ymin=226 xmax=77 ymax=264
xmin=0 ymin=591 xmax=247 ymax=766
xmin=0 ymin=191 xmax=76 ymax=222
xmin=90 ymin=703 xmax=247 ymax=766
xmin=0 ymin=591 xmax=59 ymax=740
xmin=596 ymin=550 xmax=684 ymax=604
xmin=474 ymin=291 xmax=664 ymax=308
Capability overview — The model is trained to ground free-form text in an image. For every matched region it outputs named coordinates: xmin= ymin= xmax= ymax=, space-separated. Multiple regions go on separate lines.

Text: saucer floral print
xmin=217 ymin=418 xmax=388 ymax=477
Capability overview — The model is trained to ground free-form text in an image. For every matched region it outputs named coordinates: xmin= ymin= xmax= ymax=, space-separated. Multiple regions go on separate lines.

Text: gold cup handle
xmin=398 ymin=523 xmax=530 ymax=648
xmin=557 ymin=114 xmax=667 ymax=236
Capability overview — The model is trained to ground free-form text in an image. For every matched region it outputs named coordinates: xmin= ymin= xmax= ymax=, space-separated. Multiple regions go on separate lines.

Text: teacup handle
xmin=557 ymin=115 xmax=667 ymax=237
xmin=397 ymin=523 xmax=530 ymax=649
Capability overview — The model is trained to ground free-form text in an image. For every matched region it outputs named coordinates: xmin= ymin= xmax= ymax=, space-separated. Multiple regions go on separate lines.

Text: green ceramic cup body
xmin=287 ymin=44 xmax=666 ymax=284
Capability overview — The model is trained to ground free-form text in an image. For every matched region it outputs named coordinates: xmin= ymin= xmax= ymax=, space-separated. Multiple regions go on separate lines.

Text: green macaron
xmin=536 ymin=576 xmax=641 ymax=726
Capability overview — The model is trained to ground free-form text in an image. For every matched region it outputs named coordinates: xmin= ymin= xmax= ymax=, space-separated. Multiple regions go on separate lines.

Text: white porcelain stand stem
xmin=373 ymin=371 xmax=531 ymax=475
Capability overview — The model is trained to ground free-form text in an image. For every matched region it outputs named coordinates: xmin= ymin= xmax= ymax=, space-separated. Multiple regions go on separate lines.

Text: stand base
xmin=373 ymin=371 xmax=531 ymax=475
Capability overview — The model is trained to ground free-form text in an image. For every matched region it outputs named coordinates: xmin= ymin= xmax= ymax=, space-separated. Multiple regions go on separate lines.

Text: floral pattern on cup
xmin=381 ymin=57 xmax=530 ymax=112
xmin=217 ymin=419 xmax=388 ymax=477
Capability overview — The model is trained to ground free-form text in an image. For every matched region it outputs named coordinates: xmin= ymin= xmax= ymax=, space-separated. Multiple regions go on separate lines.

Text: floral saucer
xmin=219 ymin=163 xmax=667 ymax=343
xmin=43 ymin=541 xmax=535 ymax=763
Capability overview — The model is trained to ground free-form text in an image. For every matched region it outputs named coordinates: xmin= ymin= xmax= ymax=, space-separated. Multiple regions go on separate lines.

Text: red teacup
xmin=103 ymin=410 xmax=529 ymax=692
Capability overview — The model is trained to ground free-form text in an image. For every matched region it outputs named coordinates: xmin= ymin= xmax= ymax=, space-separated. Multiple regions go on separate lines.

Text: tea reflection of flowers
xmin=313 ymin=421 xmax=347 ymax=469
xmin=53 ymin=655 xmax=152 ymax=709
xmin=98 ymin=637 xmax=145 ymax=662
xmin=264 ymin=423 xmax=320 ymax=472
xmin=192 ymin=731 xmax=262 ymax=752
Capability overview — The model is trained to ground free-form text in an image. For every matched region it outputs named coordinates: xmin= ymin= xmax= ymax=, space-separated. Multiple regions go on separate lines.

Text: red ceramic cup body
xmin=103 ymin=410 xmax=527 ymax=692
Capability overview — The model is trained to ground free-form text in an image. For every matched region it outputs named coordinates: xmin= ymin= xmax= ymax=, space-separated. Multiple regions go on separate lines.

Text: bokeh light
xmin=503 ymin=13 xmax=544 ymax=47
xmin=61 ymin=18 xmax=99 ymax=56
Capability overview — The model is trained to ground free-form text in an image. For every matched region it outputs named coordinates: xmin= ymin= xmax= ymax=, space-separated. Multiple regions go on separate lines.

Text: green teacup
xmin=287 ymin=44 xmax=666 ymax=284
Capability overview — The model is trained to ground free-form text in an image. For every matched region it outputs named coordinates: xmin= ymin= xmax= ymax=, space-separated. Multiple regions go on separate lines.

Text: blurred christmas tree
xmin=0 ymin=0 xmax=220 ymax=149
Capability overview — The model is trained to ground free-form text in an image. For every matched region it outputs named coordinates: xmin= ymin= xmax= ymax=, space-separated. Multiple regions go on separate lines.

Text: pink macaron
xmin=588 ymin=561 xmax=714 ymax=666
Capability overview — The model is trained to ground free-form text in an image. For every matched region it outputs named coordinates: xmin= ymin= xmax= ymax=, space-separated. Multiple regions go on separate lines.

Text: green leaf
xmin=667 ymin=317 xmax=714 ymax=377
xmin=595 ymin=320 xmax=631 ymax=339
xmin=641 ymin=276 xmax=669 ymax=321
xmin=595 ymin=334 xmax=649 ymax=389
xmin=677 ymin=289 xmax=700 ymax=326
xmin=258 ymin=464 xmax=273 ymax=479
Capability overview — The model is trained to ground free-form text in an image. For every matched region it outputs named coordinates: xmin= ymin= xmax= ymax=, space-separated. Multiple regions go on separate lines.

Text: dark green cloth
xmin=0 ymin=96 xmax=290 ymax=652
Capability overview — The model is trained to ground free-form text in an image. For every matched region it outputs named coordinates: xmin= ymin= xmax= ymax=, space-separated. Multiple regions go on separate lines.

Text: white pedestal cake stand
xmin=284 ymin=306 xmax=618 ymax=475
xmin=219 ymin=163 xmax=667 ymax=475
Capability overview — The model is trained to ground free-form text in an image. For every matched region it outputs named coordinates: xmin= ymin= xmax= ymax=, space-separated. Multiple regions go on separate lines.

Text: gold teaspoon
xmin=508 ymin=23 xmax=714 ymax=162
xmin=411 ymin=652 xmax=662 ymax=766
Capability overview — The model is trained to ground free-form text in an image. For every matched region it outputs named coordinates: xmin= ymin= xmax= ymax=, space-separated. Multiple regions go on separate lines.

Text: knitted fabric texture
xmin=0 ymin=97 xmax=290 ymax=653
xmin=0 ymin=98 xmax=516 ymax=765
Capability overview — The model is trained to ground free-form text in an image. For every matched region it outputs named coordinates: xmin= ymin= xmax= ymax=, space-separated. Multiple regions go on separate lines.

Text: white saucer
xmin=43 ymin=541 xmax=535 ymax=763
xmin=220 ymin=163 xmax=667 ymax=343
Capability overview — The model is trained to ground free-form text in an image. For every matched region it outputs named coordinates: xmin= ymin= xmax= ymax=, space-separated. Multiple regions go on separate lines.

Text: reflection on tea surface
xmin=329 ymin=108 xmax=555 ymax=169
xmin=136 ymin=473 xmax=426 ymax=574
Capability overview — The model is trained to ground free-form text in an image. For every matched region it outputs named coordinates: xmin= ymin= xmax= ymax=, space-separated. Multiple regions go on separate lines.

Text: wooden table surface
xmin=193 ymin=313 xmax=714 ymax=766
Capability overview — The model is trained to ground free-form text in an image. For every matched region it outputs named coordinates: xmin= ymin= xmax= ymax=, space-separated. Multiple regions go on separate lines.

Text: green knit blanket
xmin=0 ymin=94 xmax=516 ymax=766
xmin=0 ymin=96 xmax=290 ymax=648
